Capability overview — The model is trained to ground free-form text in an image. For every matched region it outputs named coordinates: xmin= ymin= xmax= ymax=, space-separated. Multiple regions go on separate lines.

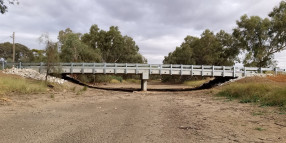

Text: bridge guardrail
xmin=1 ymin=62 xmax=286 ymax=77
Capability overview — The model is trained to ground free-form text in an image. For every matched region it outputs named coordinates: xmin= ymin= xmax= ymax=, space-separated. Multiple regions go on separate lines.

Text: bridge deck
xmin=2 ymin=62 xmax=286 ymax=91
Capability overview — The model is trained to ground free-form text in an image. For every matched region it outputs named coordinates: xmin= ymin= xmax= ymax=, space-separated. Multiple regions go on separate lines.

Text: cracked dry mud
xmin=0 ymin=83 xmax=285 ymax=143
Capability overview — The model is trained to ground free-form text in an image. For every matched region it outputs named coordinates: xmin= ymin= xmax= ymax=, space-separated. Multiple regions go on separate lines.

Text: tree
xmin=58 ymin=28 xmax=101 ymax=62
xmin=233 ymin=15 xmax=275 ymax=67
xmin=30 ymin=49 xmax=45 ymax=62
xmin=0 ymin=0 xmax=7 ymax=14
xmin=163 ymin=36 xmax=198 ymax=64
xmin=82 ymin=25 xmax=146 ymax=63
xmin=0 ymin=0 xmax=19 ymax=14
xmin=0 ymin=42 xmax=33 ymax=62
xmin=39 ymin=33 xmax=60 ymax=82
xmin=164 ymin=29 xmax=239 ymax=66
xmin=268 ymin=1 xmax=286 ymax=57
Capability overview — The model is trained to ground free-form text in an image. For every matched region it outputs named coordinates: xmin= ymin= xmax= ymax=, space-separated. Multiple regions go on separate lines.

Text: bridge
xmin=1 ymin=62 xmax=286 ymax=91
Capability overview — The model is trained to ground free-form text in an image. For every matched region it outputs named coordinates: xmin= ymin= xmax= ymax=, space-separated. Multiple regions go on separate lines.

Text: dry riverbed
xmin=0 ymin=82 xmax=285 ymax=143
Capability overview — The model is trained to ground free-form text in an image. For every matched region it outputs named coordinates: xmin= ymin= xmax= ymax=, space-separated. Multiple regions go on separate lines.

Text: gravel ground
xmin=0 ymin=82 xmax=285 ymax=143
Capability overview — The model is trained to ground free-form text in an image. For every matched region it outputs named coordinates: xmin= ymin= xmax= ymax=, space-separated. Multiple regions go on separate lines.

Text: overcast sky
xmin=0 ymin=0 xmax=285 ymax=68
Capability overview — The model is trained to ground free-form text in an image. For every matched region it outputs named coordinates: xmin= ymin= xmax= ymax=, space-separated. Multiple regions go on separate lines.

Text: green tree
xmin=0 ymin=0 xmax=19 ymax=14
xmin=82 ymin=25 xmax=146 ymax=63
xmin=0 ymin=0 xmax=7 ymax=14
xmin=164 ymin=29 xmax=239 ymax=66
xmin=233 ymin=15 xmax=274 ymax=67
xmin=0 ymin=42 xmax=33 ymax=62
xmin=30 ymin=49 xmax=45 ymax=62
xmin=58 ymin=28 xmax=101 ymax=62
xmin=268 ymin=1 xmax=286 ymax=57
xmin=39 ymin=33 xmax=60 ymax=82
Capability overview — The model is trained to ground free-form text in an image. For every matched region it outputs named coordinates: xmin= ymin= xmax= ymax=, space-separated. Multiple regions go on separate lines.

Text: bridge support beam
xmin=141 ymin=80 xmax=147 ymax=91
xmin=141 ymin=72 xmax=149 ymax=91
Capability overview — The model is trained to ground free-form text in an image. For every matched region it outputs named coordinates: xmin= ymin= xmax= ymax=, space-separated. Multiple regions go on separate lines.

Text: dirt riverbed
xmin=0 ymin=82 xmax=285 ymax=143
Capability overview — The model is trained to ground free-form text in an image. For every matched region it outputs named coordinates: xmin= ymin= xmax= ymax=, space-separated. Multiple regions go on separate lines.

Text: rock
xmin=2 ymin=67 xmax=66 ymax=84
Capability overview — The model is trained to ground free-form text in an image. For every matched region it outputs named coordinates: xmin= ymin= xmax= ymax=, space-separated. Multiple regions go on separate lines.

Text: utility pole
xmin=12 ymin=32 xmax=15 ymax=63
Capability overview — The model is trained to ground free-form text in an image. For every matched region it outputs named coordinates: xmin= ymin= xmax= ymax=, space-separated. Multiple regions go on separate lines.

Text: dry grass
xmin=0 ymin=72 xmax=47 ymax=96
xmin=217 ymin=75 xmax=286 ymax=110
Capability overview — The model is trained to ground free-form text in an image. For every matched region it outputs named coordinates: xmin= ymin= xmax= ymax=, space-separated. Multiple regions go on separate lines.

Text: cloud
xmin=0 ymin=0 xmax=284 ymax=66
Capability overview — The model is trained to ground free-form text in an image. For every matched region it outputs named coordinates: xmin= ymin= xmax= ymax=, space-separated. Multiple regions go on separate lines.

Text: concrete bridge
xmin=2 ymin=62 xmax=286 ymax=91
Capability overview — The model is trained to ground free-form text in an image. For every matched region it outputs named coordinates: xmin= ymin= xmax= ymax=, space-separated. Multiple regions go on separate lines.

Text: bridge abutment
xmin=141 ymin=72 xmax=149 ymax=91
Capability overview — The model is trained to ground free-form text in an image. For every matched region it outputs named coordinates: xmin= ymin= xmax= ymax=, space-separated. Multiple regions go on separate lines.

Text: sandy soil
xmin=0 ymin=82 xmax=285 ymax=143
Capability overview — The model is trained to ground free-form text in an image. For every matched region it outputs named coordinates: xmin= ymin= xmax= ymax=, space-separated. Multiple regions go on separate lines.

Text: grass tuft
xmin=216 ymin=77 xmax=286 ymax=110
xmin=0 ymin=73 xmax=47 ymax=95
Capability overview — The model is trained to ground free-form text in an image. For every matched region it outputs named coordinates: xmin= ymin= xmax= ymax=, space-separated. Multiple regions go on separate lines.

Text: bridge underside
xmin=4 ymin=62 xmax=285 ymax=91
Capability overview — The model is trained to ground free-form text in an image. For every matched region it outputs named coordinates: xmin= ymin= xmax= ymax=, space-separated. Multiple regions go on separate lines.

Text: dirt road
xmin=0 ymin=84 xmax=285 ymax=143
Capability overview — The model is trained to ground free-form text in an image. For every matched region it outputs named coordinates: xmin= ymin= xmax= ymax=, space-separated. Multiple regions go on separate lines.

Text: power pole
xmin=12 ymin=32 xmax=15 ymax=63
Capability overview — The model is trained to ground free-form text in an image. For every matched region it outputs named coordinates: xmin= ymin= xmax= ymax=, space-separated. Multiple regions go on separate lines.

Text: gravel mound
xmin=3 ymin=67 xmax=65 ymax=84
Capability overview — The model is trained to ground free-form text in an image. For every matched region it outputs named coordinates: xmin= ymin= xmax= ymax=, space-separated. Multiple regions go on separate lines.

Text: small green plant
xmin=50 ymin=94 xmax=55 ymax=99
xmin=71 ymin=86 xmax=76 ymax=92
xmin=254 ymin=127 xmax=265 ymax=131
xmin=82 ymin=86 xmax=87 ymax=91
xmin=76 ymin=86 xmax=88 ymax=95
xmin=252 ymin=111 xmax=265 ymax=116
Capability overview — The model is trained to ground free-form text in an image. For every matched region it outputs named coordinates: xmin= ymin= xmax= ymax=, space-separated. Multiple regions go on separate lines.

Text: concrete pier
xmin=141 ymin=79 xmax=147 ymax=91
xmin=141 ymin=72 xmax=149 ymax=91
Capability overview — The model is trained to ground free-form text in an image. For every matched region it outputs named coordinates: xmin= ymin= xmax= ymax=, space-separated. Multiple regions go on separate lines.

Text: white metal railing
xmin=1 ymin=62 xmax=286 ymax=77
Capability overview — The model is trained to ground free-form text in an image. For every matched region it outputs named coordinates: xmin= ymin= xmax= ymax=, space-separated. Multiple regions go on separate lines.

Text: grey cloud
xmin=0 ymin=0 xmax=284 ymax=65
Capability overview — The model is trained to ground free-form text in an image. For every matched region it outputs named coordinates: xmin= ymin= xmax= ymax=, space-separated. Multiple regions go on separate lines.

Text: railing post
xmin=1 ymin=61 xmax=4 ymax=70
xmin=223 ymin=66 xmax=225 ymax=77
xmin=260 ymin=67 xmax=263 ymax=74
xmin=70 ymin=63 xmax=73 ymax=74
xmin=40 ymin=62 xmax=43 ymax=73
xmin=212 ymin=65 xmax=214 ymax=77
xmin=136 ymin=64 xmax=138 ymax=74
xmin=104 ymin=63 xmax=106 ymax=74
xmin=170 ymin=64 xmax=172 ymax=75
xmin=191 ymin=65 xmax=193 ymax=76
xmin=180 ymin=64 xmax=183 ymax=75
xmin=82 ymin=63 xmax=84 ymax=74
xmin=115 ymin=63 xmax=117 ymax=74
xmin=125 ymin=63 xmax=127 ymax=74
xmin=233 ymin=66 xmax=236 ymax=77
xmin=201 ymin=65 xmax=204 ymax=76
xmin=160 ymin=64 xmax=162 ymax=75
xmin=149 ymin=64 xmax=152 ymax=74
xmin=93 ymin=63 xmax=96 ymax=74
xmin=244 ymin=67 xmax=246 ymax=77
xmin=19 ymin=62 xmax=22 ymax=69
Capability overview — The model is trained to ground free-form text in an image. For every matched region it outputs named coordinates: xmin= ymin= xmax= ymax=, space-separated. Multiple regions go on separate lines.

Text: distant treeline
xmin=0 ymin=25 xmax=147 ymax=64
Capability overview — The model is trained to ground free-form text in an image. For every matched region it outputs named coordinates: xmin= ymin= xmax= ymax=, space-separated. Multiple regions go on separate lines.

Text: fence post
xmin=19 ymin=62 xmax=22 ymax=69
xmin=244 ymin=67 xmax=246 ymax=77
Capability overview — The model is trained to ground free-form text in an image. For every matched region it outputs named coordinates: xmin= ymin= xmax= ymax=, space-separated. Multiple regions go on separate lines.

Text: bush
xmin=216 ymin=82 xmax=286 ymax=109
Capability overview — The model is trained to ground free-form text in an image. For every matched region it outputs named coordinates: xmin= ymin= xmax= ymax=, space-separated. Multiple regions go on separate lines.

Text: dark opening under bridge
xmin=2 ymin=62 xmax=286 ymax=91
